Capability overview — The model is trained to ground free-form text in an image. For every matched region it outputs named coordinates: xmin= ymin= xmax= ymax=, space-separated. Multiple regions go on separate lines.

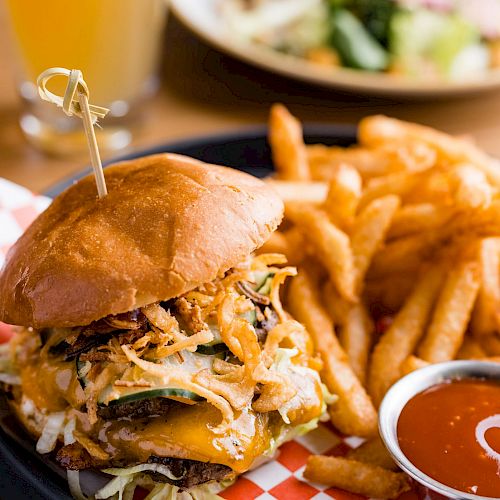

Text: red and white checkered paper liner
xmin=0 ymin=177 xmax=417 ymax=500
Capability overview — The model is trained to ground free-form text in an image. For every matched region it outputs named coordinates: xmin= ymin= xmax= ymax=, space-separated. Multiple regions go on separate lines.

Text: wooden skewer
xmin=77 ymin=91 xmax=107 ymax=197
xmin=37 ymin=67 xmax=109 ymax=199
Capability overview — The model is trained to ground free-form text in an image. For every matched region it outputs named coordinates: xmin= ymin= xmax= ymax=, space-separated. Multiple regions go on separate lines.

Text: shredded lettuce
xmin=102 ymin=463 xmax=184 ymax=481
xmin=270 ymin=348 xmax=336 ymax=425
xmin=95 ymin=475 xmax=134 ymax=500
xmin=67 ymin=471 xmax=86 ymax=500
xmin=36 ymin=411 xmax=65 ymax=454
xmin=95 ymin=468 xmax=231 ymax=500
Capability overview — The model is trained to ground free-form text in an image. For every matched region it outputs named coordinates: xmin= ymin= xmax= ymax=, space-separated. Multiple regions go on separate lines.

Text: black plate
xmin=0 ymin=125 xmax=357 ymax=500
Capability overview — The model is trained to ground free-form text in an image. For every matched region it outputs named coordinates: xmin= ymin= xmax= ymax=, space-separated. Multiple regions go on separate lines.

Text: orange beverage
xmin=4 ymin=0 xmax=167 ymax=153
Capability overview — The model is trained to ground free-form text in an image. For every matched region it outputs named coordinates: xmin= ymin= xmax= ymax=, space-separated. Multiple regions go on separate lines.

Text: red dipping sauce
xmin=398 ymin=378 xmax=500 ymax=498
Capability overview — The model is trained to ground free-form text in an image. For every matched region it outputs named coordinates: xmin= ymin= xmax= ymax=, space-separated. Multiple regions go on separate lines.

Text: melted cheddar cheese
xmin=95 ymin=402 xmax=272 ymax=472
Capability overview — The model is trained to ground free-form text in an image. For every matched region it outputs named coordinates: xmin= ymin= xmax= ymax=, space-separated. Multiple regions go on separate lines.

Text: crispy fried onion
xmin=84 ymin=363 xmax=127 ymax=424
xmin=73 ymin=430 xmax=110 ymax=460
xmin=140 ymin=304 xmax=213 ymax=357
xmin=261 ymin=320 xmax=306 ymax=367
xmin=121 ymin=345 xmax=233 ymax=431
xmin=251 ymin=253 xmax=288 ymax=269
xmin=194 ymin=292 xmax=298 ymax=414
xmin=269 ymin=267 xmax=297 ymax=322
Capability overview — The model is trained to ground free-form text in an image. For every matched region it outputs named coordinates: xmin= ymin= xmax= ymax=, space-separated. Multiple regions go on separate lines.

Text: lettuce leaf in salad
xmin=389 ymin=8 xmax=484 ymax=77
xmin=343 ymin=0 xmax=397 ymax=46
xmin=328 ymin=8 xmax=389 ymax=70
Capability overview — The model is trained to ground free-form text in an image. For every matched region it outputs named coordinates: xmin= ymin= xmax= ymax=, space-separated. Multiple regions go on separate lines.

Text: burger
xmin=0 ymin=154 xmax=327 ymax=498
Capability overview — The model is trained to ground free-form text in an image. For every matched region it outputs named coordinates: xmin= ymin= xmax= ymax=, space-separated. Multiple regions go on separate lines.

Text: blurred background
xmin=2 ymin=0 xmax=500 ymax=193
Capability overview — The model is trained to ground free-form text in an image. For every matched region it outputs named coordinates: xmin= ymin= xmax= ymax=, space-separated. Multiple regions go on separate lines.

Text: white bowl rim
xmin=379 ymin=360 xmax=500 ymax=500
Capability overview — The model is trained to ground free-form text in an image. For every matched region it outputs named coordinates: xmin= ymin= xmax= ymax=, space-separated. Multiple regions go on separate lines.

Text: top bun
xmin=0 ymin=154 xmax=283 ymax=328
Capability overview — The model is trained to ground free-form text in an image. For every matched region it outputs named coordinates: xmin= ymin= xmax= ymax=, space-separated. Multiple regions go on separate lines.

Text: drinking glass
xmin=4 ymin=0 xmax=167 ymax=154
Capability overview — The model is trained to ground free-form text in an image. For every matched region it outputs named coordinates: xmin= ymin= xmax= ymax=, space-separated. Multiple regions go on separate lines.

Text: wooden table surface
xmin=2 ymin=10 xmax=500 ymax=193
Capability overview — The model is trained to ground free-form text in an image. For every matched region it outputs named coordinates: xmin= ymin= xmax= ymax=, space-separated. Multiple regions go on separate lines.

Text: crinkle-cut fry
xmin=368 ymin=267 xmax=444 ymax=406
xmin=286 ymin=203 xmax=356 ymax=301
xmin=283 ymin=227 xmax=307 ymax=266
xmin=287 ymin=269 xmax=378 ymax=437
xmin=265 ymin=179 xmax=327 ymax=203
xmin=351 ymin=195 xmax=400 ymax=294
xmin=400 ymin=355 xmax=430 ymax=376
xmin=307 ymin=144 xmax=393 ymax=180
xmin=304 ymin=455 xmax=411 ymax=499
xmin=457 ymin=336 xmax=487 ymax=359
xmin=368 ymin=230 xmax=443 ymax=279
xmin=339 ymin=302 xmax=374 ymax=385
xmin=457 ymin=200 xmax=500 ymax=236
xmin=377 ymin=139 xmax=437 ymax=173
xmin=481 ymin=335 xmax=500 ymax=356
xmin=322 ymin=280 xmax=350 ymax=323
xmin=450 ymin=163 xmax=493 ymax=209
xmin=364 ymin=272 xmax=417 ymax=314
xmin=307 ymin=141 xmax=435 ymax=180
xmin=257 ymin=231 xmax=290 ymax=257
xmin=471 ymin=238 xmax=500 ymax=337
xmin=269 ymin=104 xmax=309 ymax=181
xmin=381 ymin=205 xmax=499 ymax=271
xmin=358 ymin=115 xmax=500 ymax=188
xmin=404 ymin=170 xmax=454 ymax=206
xmin=359 ymin=170 xmax=424 ymax=211
xmin=323 ymin=163 xmax=362 ymax=229
xmin=387 ymin=203 xmax=455 ymax=240
xmin=418 ymin=255 xmax=481 ymax=363
xmin=347 ymin=435 xmax=398 ymax=471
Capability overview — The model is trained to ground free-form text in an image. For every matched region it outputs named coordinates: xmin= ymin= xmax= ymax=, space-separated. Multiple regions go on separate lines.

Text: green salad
xmin=221 ymin=0 xmax=500 ymax=80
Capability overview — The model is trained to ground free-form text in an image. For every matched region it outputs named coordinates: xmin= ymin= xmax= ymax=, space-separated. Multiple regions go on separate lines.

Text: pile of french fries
xmin=262 ymin=104 xmax=500 ymax=498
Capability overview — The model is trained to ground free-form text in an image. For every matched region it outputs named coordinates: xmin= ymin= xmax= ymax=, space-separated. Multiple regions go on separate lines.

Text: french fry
xmin=400 ymin=355 xmax=430 ymax=376
xmin=404 ymin=170 xmax=454 ymax=205
xmin=265 ymin=179 xmax=327 ymax=204
xmin=339 ymin=302 xmax=374 ymax=384
xmin=359 ymin=171 xmax=423 ymax=210
xmin=351 ymin=195 xmax=400 ymax=294
xmin=304 ymin=456 xmax=411 ymax=499
xmin=286 ymin=203 xmax=356 ymax=301
xmin=471 ymin=238 xmax=500 ymax=337
xmin=450 ymin=164 xmax=493 ymax=210
xmin=358 ymin=115 xmax=500 ymax=188
xmin=322 ymin=280 xmax=351 ymax=322
xmin=456 ymin=336 xmax=487 ymax=360
xmin=368 ymin=267 xmax=444 ymax=406
xmin=483 ymin=356 xmax=500 ymax=363
xmin=481 ymin=335 xmax=500 ymax=356
xmin=308 ymin=141 xmax=435 ymax=180
xmin=347 ymin=435 xmax=398 ymax=471
xmin=307 ymin=144 xmax=394 ymax=180
xmin=387 ymin=203 xmax=454 ymax=240
xmin=368 ymin=230 xmax=442 ymax=279
xmin=257 ymin=231 xmax=290 ymax=256
xmin=418 ymin=254 xmax=481 ymax=363
xmin=287 ymin=269 xmax=378 ymax=437
xmin=364 ymin=272 xmax=417 ymax=313
xmin=269 ymin=104 xmax=309 ymax=181
xmin=323 ymin=163 xmax=362 ymax=229
xmin=282 ymin=227 xmax=307 ymax=266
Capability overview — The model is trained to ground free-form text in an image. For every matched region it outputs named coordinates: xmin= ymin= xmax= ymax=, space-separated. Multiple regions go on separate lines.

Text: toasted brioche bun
xmin=0 ymin=154 xmax=283 ymax=328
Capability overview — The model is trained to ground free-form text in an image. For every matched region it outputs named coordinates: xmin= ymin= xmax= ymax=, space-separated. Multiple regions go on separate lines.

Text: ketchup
xmin=398 ymin=378 xmax=500 ymax=497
